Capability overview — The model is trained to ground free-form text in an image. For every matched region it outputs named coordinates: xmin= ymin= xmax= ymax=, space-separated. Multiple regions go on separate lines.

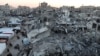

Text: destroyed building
xmin=10 ymin=6 xmax=32 ymax=16
xmin=0 ymin=4 xmax=11 ymax=17
xmin=0 ymin=2 xmax=100 ymax=56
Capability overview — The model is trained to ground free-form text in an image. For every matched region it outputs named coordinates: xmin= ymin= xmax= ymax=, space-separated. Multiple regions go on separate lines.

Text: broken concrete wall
xmin=35 ymin=30 xmax=51 ymax=39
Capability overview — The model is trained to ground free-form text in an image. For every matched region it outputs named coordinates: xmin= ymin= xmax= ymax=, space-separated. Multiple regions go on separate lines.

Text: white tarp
xmin=0 ymin=43 xmax=6 ymax=55
xmin=8 ymin=17 xmax=21 ymax=24
xmin=0 ymin=28 xmax=14 ymax=39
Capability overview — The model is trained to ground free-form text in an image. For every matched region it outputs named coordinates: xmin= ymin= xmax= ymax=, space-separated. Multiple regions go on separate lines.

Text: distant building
xmin=40 ymin=2 xmax=48 ymax=7
xmin=0 ymin=4 xmax=11 ymax=16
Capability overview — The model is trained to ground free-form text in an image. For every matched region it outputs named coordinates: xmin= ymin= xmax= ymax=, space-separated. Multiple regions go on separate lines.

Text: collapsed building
xmin=0 ymin=2 xmax=100 ymax=56
xmin=87 ymin=16 xmax=100 ymax=31
xmin=26 ymin=3 xmax=100 ymax=56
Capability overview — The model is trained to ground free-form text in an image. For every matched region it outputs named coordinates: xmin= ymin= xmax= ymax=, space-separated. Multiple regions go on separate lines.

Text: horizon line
xmin=1 ymin=2 xmax=100 ymax=8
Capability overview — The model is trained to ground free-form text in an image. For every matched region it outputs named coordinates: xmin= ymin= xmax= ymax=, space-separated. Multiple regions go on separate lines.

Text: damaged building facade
xmin=1 ymin=2 xmax=100 ymax=56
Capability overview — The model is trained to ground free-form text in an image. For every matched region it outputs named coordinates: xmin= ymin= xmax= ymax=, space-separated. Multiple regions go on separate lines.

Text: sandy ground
xmin=2 ymin=32 xmax=25 ymax=56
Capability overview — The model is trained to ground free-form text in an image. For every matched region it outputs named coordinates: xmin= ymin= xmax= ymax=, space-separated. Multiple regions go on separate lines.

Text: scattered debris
xmin=0 ymin=2 xmax=100 ymax=56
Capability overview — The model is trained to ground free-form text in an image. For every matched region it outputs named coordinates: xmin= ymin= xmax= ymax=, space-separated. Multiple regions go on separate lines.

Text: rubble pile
xmin=27 ymin=3 xmax=100 ymax=56
xmin=1 ymin=2 xmax=100 ymax=56
xmin=28 ymin=31 xmax=100 ymax=56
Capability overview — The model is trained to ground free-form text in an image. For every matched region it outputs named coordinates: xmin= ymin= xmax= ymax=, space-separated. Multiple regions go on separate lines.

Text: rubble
xmin=0 ymin=2 xmax=100 ymax=56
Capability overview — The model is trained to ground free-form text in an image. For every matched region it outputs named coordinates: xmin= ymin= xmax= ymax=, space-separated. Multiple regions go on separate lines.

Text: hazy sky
xmin=0 ymin=0 xmax=100 ymax=8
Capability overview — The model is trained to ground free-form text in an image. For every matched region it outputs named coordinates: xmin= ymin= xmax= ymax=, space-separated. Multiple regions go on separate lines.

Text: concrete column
xmin=95 ymin=24 xmax=98 ymax=37
xmin=82 ymin=27 xmax=84 ymax=32
xmin=96 ymin=24 xmax=98 ymax=32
